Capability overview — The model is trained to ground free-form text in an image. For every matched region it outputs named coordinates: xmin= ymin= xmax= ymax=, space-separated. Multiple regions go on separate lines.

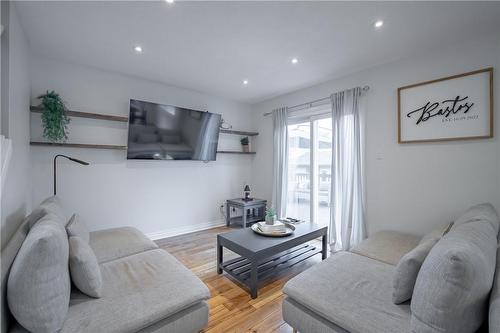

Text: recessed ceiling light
xmin=374 ymin=20 xmax=384 ymax=28
xmin=242 ymin=80 xmax=249 ymax=85
xmin=134 ymin=45 xmax=143 ymax=53
xmin=291 ymin=58 xmax=299 ymax=64
xmin=165 ymin=0 xmax=174 ymax=3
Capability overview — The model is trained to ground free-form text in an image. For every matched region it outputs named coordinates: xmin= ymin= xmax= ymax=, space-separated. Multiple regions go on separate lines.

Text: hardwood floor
xmin=156 ymin=226 xmax=326 ymax=333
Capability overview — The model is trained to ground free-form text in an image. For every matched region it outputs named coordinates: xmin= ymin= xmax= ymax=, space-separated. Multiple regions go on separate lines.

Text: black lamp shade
xmin=244 ymin=185 xmax=250 ymax=192
xmin=68 ymin=157 xmax=89 ymax=165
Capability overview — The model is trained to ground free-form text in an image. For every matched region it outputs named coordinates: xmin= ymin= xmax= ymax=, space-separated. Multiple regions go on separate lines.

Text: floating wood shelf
xmin=30 ymin=142 xmax=255 ymax=155
xmin=216 ymin=151 xmax=256 ymax=155
xmin=219 ymin=129 xmax=259 ymax=136
xmin=30 ymin=106 xmax=128 ymax=123
xmin=30 ymin=141 xmax=126 ymax=150
xmin=30 ymin=107 xmax=258 ymax=154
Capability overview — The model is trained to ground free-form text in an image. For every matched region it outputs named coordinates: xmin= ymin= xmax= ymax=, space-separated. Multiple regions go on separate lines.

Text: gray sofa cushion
xmin=69 ymin=236 xmax=103 ymax=298
xmin=137 ymin=302 xmax=208 ymax=333
xmin=66 ymin=214 xmax=89 ymax=243
xmin=1 ymin=210 xmax=45 ymax=333
xmin=489 ymin=245 xmax=500 ymax=332
xmin=22 ymin=207 xmax=47 ymax=229
xmin=392 ymin=238 xmax=438 ymax=304
xmin=419 ymin=222 xmax=453 ymax=244
xmin=10 ymin=302 xmax=209 ymax=333
xmin=454 ymin=203 xmax=499 ymax=235
xmin=89 ymin=227 xmax=158 ymax=263
xmin=411 ymin=219 xmax=498 ymax=333
xmin=283 ymin=252 xmax=410 ymax=333
xmin=7 ymin=214 xmax=71 ymax=333
xmin=37 ymin=196 xmax=69 ymax=227
xmin=350 ymin=231 xmax=420 ymax=265
xmin=60 ymin=249 xmax=210 ymax=332
xmin=283 ymin=298 xmax=349 ymax=333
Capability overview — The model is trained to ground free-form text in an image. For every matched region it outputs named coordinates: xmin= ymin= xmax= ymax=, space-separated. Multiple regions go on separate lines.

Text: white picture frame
xmin=398 ymin=68 xmax=493 ymax=143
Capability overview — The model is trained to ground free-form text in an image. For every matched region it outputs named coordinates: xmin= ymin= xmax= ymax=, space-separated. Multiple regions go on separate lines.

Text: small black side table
xmin=226 ymin=198 xmax=267 ymax=228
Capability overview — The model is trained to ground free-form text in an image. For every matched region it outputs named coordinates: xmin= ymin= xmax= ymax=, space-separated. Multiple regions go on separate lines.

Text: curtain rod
xmin=263 ymin=85 xmax=370 ymax=116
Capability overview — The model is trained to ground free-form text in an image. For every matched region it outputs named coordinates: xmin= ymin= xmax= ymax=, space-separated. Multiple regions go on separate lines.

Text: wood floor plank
xmin=157 ymin=226 xmax=326 ymax=333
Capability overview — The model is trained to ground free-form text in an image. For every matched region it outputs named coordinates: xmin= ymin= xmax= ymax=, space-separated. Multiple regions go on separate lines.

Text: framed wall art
xmin=398 ymin=68 xmax=493 ymax=143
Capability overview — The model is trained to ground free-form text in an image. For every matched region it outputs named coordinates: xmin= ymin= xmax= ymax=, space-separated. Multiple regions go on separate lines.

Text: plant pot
xmin=242 ymin=144 xmax=250 ymax=153
xmin=265 ymin=216 xmax=275 ymax=225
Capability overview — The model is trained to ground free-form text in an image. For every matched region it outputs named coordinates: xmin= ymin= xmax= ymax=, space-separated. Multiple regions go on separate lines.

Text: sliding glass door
xmin=286 ymin=115 xmax=332 ymax=226
xmin=287 ymin=122 xmax=311 ymax=222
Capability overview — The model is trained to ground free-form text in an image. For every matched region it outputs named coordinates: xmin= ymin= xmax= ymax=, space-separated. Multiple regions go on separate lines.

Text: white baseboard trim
xmin=146 ymin=219 xmax=226 ymax=240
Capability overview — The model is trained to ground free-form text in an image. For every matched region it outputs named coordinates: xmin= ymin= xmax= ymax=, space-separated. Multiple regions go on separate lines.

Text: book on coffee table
xmin=257 ymin=221 xmax=287 ymax=234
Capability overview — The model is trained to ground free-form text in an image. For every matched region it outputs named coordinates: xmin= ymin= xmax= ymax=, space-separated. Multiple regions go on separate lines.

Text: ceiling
xmin=15 ymin=1 xmax=500 ymax=104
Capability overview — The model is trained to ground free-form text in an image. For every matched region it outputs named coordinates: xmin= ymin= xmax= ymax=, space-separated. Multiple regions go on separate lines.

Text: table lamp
xmin=243 ymin=185 xmax=252 ymax=201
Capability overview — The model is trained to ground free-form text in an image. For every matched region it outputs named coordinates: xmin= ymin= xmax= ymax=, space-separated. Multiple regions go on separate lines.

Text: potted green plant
xmin=265 ymin=207 xmax=276 ymax=225
xmin=240 ymin=136 xmax=250 ymax=152
xmin=38 ymin=91 xmax=70 ymax=142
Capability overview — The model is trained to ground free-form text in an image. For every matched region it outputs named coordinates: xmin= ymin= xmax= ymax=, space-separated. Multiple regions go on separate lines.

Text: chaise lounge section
xmin=1 ymin=196 xmax=210 ymax=333
xmin=283 ymin=203 xmax=500 ymax=333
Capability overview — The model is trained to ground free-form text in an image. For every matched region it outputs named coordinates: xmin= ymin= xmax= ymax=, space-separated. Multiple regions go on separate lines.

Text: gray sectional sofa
xmin=1 ymin=196 xmax=210 ymax=333
xmin=283 ymin=203 xmax=500 ymax=333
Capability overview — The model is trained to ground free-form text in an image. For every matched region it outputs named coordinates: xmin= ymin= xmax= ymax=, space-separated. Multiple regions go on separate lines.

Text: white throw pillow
xmin=69 ymin=236 xmax=103 ymax=298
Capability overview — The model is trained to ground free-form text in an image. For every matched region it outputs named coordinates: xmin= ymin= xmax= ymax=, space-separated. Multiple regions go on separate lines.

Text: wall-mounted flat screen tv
xmin=127 ymin=99 xmax=221 ymax=161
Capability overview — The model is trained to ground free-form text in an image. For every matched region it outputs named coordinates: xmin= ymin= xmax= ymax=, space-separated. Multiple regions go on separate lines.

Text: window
xmin=286 ymin=110 xmax=332 ymax=226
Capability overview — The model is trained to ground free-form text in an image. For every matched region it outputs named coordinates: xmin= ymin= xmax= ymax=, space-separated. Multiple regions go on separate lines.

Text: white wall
xmin=251 ymin=35 xmax=500 ymax=237
xmin=1 ymin=4 xmax=32 ymax=245
xmin=30 ymin=56 xmax=255 ymax=238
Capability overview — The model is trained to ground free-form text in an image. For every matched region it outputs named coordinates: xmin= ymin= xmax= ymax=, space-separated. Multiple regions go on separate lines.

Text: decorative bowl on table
xmin=251 ymin=221 xmax=295 ymax=237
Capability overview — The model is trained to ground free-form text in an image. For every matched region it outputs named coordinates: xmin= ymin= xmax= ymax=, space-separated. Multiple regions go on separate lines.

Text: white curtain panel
xmin=272 ymin=107 xmax=289 ymax=219
xmin=330 ymin=87 xmax=366 ymax=251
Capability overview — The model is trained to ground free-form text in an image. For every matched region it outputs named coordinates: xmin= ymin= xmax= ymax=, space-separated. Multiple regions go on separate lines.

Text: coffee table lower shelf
xmin=218 ymin=244 xmax=322 ymax=298
xmin=217 ymin=223 xmax=327 ymax=298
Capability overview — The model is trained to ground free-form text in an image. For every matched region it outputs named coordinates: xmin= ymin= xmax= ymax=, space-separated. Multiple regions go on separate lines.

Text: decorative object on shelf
xmin=398 ymin=67 xmax=493 ymax=143
xmin=240 ymin=136 xmax=250 ymax=152
xmin=265 ymin=207 xmax=276 ymax=225
xmin=53 ymin=154 xmax=89 ymax=195
xmin=243 ymin=185 xmax=252 ymax=201
xmin=252 ymin=221 xmax=295 ymax=237
xmin=38 ymin=91 xmax=71 ymax=142
xmin=220 ymin=118 xmax=233 ymax=130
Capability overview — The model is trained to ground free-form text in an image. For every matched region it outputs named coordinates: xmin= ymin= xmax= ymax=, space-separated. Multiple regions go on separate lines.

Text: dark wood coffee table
xmin=217 ymin=223 xmax=328 ymax=298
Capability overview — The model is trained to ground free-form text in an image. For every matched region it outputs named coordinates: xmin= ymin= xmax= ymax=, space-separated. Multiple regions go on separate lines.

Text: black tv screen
xmin=127 ymin=99 xmax=221 ymax=160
